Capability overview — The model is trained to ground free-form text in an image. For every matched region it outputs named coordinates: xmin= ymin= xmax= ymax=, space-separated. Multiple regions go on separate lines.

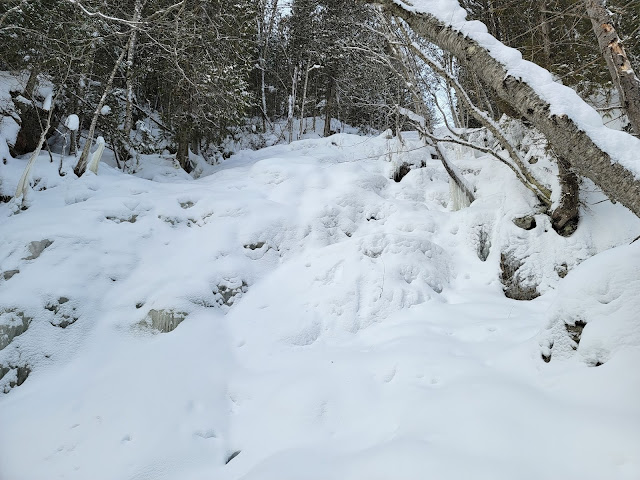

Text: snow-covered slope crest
xmin=0 ymin=133 xmax=639 ymax=480
xmin=396 ymin=0 xmax=640 ymax=176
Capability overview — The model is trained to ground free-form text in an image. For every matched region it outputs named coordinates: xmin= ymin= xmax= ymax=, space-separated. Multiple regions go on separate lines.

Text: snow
xmin=42 ymin=91 xmax=52 ymax=111
xmin=0 ymin=132 xmax=639 ymax=480
xmin=100 ymin=105 xmax=111 ymax=115
xmin=541 ymin=242 xmax=640 ymax=365
xmin=0 ymin=72 xmax=23 ymax=167
xmin=87 ymin=136 xmax=106 ymax=174
xmin=397 ymin=0 xmax=640 ymax=177
xmin=65 ymin=114 xmax=79 ymax=131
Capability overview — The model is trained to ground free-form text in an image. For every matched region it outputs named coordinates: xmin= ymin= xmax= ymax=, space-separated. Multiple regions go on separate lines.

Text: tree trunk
xmin=176 ymin=128 xmax=191 ymax=173
xmin=298 ymin=59 xmax=313 ymax=139
xmin=74 ymin=43 xmax=128 ymax=177
xmin=443 ymin=55 xmax=462 ymax=129
xmin=123 ymin=0 xmax=145 ymax=153
xmin=287 ymin=64 xmax=299 ymax=144
xmin=69 ymin=86 xmax=79 ymax=156
xmin=551 ymin=155 xmax=580 ymax=236
xmin=69 ymin=130 xmax=78 ymax=156
xmin=15 ymin=95 xmax=56 ymax=200
xmin=324 ymin=75 xmax=336 ymax=137
xmin=261 ymin=66 xmax=268 ymax=132
xmin=485 ymin=0 xmax=501 ymax=40
xmin=313 ymin=84 xmax=317 ymax=132
xmin=584 ymin=0 xmax=640 ymax=135
xmin=258 ymin=0 xmax=279 ymax=132
xmin=190 ymin=135 xmax=200 ymax=155
xmin=25 ymin=68 xmax=39 ymax=98
xmin=538 ymin=0 xmax=552 ymax=69
xmin=370 ymin=0 xmax=640 ymax=218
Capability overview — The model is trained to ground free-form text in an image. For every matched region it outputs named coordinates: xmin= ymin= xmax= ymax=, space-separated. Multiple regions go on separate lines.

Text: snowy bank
xmin=0 ymin=133 xmax=639 ymax=479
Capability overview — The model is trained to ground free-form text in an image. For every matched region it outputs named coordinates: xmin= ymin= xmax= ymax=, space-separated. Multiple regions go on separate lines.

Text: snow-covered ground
xmin=1 ymin=132 xmax=639 ymax=480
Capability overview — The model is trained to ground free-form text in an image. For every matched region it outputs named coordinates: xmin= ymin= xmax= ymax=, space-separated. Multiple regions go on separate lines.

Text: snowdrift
xmin=1 ymin=132 xmax=639 ymax=479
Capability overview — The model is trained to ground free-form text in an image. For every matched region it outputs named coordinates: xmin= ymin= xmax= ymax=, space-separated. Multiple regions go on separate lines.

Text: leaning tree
xmin=364 ymin=0 xmax=640 ymax=220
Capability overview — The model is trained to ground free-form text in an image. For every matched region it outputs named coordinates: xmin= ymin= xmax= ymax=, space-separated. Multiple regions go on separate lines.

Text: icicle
xmin=450 ymin=177 xmax=471 ymax=211
xmin=87 ymin=136 xmax=106 ymax=174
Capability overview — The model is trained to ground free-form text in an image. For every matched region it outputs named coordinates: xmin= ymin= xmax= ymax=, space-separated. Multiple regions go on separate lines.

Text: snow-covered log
xmin=369 ymin=0 xmax=640 ymax=218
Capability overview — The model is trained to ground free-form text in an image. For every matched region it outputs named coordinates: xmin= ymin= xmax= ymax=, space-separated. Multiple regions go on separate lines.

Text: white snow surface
xmin=0 ymin=133 xmax=639 ymax=480
xmin=397 ymin=0 xmax=640 ymax=177
xmin=42 ymin=92 xmax=52 ymax=112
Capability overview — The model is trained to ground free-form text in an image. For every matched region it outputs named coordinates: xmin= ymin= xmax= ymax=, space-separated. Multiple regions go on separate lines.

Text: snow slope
xmin=0 ymin=133 xmax=639 ymax=480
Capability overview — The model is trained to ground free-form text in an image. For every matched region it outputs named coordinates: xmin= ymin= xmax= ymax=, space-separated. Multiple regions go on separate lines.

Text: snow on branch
xmin=63 ymin=0 xmax=143 ymax=26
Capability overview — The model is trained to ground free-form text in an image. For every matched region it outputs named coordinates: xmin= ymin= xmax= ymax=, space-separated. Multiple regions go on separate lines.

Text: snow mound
xmin=541 ymin=242 xmax=640 ymax=366
xmin=65 ymin=114 xmax=79 ymax=131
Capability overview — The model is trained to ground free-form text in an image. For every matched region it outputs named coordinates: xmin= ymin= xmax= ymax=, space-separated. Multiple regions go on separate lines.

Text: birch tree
xmin=257 ymin=0 xmax=279 ymax=131
xmin=584 ymin=0 xmax=640 ymax=135
xmin=122 ymin=0 xmax=146 ymax=152
xmin=367 ymin=0 xmax=640 ymax=218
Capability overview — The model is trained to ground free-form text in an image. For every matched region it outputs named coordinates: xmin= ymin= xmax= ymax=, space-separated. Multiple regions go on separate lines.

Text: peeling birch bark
xmin=584 ymin=0 xmax=640 ymax=135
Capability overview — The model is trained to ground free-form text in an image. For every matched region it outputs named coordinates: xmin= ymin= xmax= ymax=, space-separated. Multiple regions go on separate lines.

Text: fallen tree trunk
xmin=368 ymin=0 xmax=640 ymax=218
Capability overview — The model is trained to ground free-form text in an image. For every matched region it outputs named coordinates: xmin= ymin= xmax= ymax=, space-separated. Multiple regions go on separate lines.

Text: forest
xmin=0 ymin=0 xmax=640 ymax=479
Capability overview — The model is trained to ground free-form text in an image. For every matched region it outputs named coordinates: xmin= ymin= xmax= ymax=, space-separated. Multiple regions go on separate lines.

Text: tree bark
xmin=584 ymin=0 xmax=640 ymax=135
xmin=551 ymin=155 xmax=580 ymax=236
xmin=176 ymin=127 xmax=191 ymax=173
xmin=25 ymin=68 xmax=39 ymax=98
xmin=369 ymin=0 xmax=640 ymax=218
xmin=324 ymin=74 xmax=336 ymax=137
xmin=287 ymin=64 xmax=299 ymax=143
xmin=538 ymin=0 xmax=552 ymax=69
xmin=258 ymin=0 xmax=279 ymax=132
xmin=299 ymin=59 xmax=312 ymax=139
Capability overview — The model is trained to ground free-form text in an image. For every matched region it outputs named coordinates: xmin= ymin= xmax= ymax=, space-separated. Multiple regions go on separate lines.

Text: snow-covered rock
xmin=65 ymin=114 xmax=79 ymax=131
